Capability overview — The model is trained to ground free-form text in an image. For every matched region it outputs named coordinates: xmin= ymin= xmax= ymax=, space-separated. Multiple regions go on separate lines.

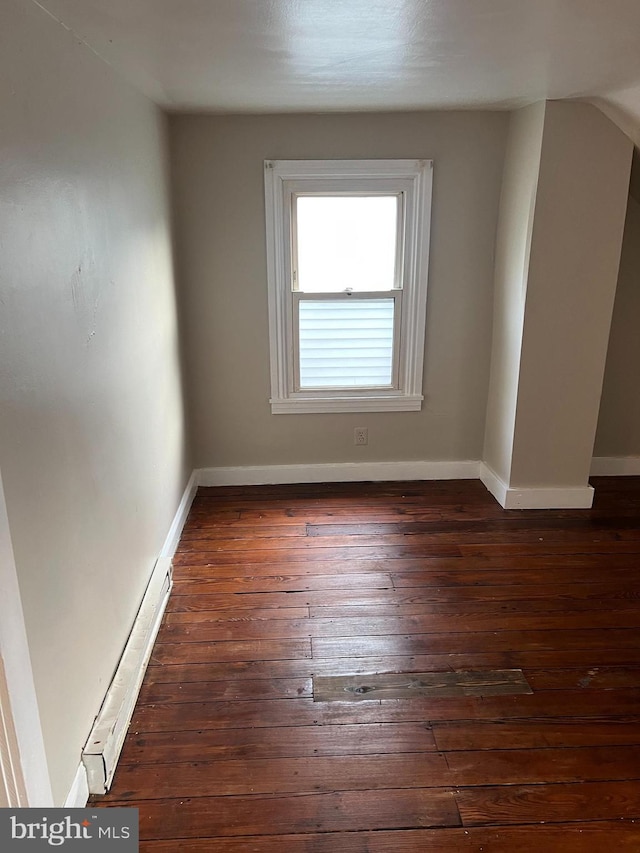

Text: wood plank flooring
xmin=93 ymin=476 xmax=640 ymax=850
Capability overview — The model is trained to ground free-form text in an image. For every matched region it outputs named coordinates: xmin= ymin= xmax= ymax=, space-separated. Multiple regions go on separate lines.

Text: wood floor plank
xmin=137 ymin=676 xmax=313 ymax=704
xmin=157 ymin=618 xmax=318 ymax=642
xmin=170 ymin=573 xmax=394 ymax=593
xmin=311 ymin=628 xmax=640 ymax=658
xmin=164 ymin=606 xmax=310 ymax=621
xmin=150 ymin=639 xmax=311 ymax=665
xmin=455 ymin=780 xmax=640 ymax=825
xmin=313 ymin=669 xmax=532 ymax=702
xmin=187 ymin=506 xmax=640 ymax=528
xmin=308 ymin=598 xmax=640 ymax=618
xmin=525 ymin=665 xmax=640 ymax=691
xmin=118 ymin=722 xmax=438 ymax=765
xmin=176 ymin=528 xmax=640 ymax=552
xmin=446 ymin=744 xmax=640 ymax=785
xmin=128 ymin=690 xmax=640 ymax=733
xmin=169 ymin=557 xmax=640 ymax=585
xmin=168 ymin=580 xmax=640 ymax=608
xmin=164 ymin=608 xmax=310 ymax=626
xmin=433 ymin=718 xmax=640 ymax=751
xmin=391 ymin=565 xmax=639 ymax=587
xmin=102 ymin=789 xmax=462 ymax=837
xmin=158 ymin=610 xmax=640 ymax=642
xmin=459 ymin=540 xmax=640 ymax=557
xmin=180 ymin=524 xmax=309 ymax=539
xmin=107 ymin=753 xmax=453 ymax=800
xmin=173 ymin=562 xmax=408 ymax=579
xmin=305 ymin=516 xmax=640 ymax=537
xmin=172 ymin=541 xmax=464 ymax=563
xmin=144 ymin=647 xmax=640 ymax=682
xmin=138 ymin=823 xmax=640 ymax=852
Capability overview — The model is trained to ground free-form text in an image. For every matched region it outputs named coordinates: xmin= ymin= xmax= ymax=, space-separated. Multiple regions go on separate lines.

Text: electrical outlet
xmin=354 ymin=427 xmax=368 ymax=446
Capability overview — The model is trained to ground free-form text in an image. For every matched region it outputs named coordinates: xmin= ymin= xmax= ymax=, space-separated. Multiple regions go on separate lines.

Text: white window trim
xmin=264 ymin=159 xmax=433 ymax=414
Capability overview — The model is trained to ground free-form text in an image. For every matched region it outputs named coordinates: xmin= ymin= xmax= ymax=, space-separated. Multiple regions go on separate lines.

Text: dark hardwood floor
xmin=94 ymin=476 xmax=640 ymax=850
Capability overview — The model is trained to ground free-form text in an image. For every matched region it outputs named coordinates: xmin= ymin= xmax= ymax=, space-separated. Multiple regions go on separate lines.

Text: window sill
xmin=270 ymin=394 xmax=424 ymax=414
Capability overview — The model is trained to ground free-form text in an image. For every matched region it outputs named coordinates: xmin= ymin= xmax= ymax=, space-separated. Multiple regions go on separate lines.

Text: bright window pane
xmin=299 ymin=299 xmax=394 ymax=388
xmin=296 ymin=195 xmax=398 ymax=293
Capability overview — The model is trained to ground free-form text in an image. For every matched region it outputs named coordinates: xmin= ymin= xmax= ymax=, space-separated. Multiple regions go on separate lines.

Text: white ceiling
xmin=32 ymin=0 xmax=640 ymax=124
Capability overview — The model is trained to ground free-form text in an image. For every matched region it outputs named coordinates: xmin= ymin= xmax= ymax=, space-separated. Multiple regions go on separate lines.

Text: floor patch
xmin=313 ymin=669 xmax=533 ymax=702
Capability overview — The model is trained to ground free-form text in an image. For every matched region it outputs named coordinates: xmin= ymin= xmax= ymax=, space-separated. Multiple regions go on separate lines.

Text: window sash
xmin=291 ymin=192 xmax=405 ymax=294
xmin=292 ymin=291 xmax=403 ymax=392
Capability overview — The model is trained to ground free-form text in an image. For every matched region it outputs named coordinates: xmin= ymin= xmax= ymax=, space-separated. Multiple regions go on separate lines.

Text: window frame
xmin=264 ymin=158 xmax=433 ymax=414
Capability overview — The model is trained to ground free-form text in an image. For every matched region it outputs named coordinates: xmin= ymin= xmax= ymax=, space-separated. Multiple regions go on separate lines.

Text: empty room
xmin=2 ymin=0 xmax=640 ymax=850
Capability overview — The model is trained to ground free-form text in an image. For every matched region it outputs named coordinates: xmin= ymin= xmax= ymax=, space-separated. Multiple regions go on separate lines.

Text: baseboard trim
xmin=81 ymin=556 xmax=172 ymax=795
xmin=478 ymin=463 xmax=508 ymax=507
xmin=64 ymin=762 xmax=89 ymax=808
xmin=591 ymin=456 xmax=640 ymax=476
xmin=159 ymin=470 xmax=198 ymax=559
xmin=503 ymin=485 xmax=594 ymax=510
xmin=79 ymin=471 xmax=195 ymax=797
xmin=479 ymin=464 xmax=594 ymax=509
xmin=197 ymin=460 xmax=481 ymax=487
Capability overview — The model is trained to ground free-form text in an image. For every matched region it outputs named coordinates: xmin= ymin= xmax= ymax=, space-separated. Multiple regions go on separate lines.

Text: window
xmin=264 ymin=159 xmax=432 ymax=413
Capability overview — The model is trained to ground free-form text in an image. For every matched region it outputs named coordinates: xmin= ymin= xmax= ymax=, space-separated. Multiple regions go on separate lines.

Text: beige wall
xmin=510 ymin=102 xmax=632 ymax=487
xmin=483 ymin=103 xmax=546 ymax=483
xmin=0 ymin=766 xmax=9 ymax=808
xmin=170 ymin=112 xmax=508 ymax=468
xmin=594 ymin=194 xmax=640 ymax=457
xmin=0 ymin=0 xmax=189 ymax=804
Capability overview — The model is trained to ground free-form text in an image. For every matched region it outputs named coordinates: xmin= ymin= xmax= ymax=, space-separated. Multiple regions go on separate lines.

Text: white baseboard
xmin=591 ymin=456 xmax=640 ymax=476
xmin=77 ymin=472 xmax=196 ymax=799
xmin=64 ymin=762 xmax=89 ymax=808
xmin=479 ymin=464 xmax=594 ymax=509
xmin=478 ymin=463 xmax=509 ymax=507
xmin=159 ymin=470 xmax=198 ymax=559
xmin=198 ymin=458 xmax=640 ymax=491
xmin=503 ymin=485 xmax=594 ymax=509
xmin=82 ymin=556 xmax=172 ymax=795
xmin=197 ymin=460 xmax=481 ymax=487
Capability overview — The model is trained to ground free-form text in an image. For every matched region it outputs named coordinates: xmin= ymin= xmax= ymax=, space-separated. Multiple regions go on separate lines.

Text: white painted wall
xmin=0 ymin=775 xmax=9 ymax=809
xmin=510 ymin=102 xmax=632 ymax=488
xmin=170 ymin=112 xmax=508 ymax=468
xmin=482 ymin=103 xmax=546 ymax=484
xmin=0 ymin=468 xmax=52 ymax=807
xmin=0 ymin=0 xmax=189 ymax=804
xmin=594 ymin=194 xmax=640 ymax=457
xmin=483 ymin=101 xmax=633 ymax=503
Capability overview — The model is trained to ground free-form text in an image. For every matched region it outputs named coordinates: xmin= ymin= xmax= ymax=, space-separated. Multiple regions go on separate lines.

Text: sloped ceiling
xmin=592 ymin=84 xmax=640 ymax=149
xmin=28 ymin=0 xmax=640 ymax=141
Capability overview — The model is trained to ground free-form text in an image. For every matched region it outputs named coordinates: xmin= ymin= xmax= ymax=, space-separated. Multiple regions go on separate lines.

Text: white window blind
xmin=298 ymin=298 xmax=395 ymax=388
